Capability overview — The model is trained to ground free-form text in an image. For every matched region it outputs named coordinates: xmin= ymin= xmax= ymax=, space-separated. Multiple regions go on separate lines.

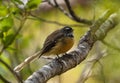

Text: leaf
xmin=26 ymin=0 xmax=41 ymax=9
xmin=3 ymin=33 xmax=14 ymax=47
xmin=0 ymin=31 xmax=3 ymax=38
xmin=0 ymin=16 xmax=13 ymax=32
xmin=0 ymin=5 xmax=8 ymax=16
xmin=12 ymin=0 xmax=24 ymax=5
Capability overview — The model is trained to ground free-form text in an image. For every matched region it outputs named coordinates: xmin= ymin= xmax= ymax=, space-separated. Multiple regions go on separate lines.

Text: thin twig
xmin=0 ymin=15 xmax=26 ymax=56
xmin=0 ymin=47 xmax=4 ymax=56
xmin=48 ymin=0 xmax=73 ymax=20
xmin=77 ymin=50 xmax=106 ymax=83
xmin=98 ymin=61 xmax=106 ymax=83
xmin=0 ymin=74 xmax=11 ymax=83
xmin=64 ymin=0 xmax=92 ymax=25
xmin=46 ymin=0 xmax=92 ymax=25
xmin=29 ymin=14 xmax=87 ymax=27
xmin=102 ymin=40 xmax=120 ymax=52
xmin=0 ymin=59 xmax=23 ymax=83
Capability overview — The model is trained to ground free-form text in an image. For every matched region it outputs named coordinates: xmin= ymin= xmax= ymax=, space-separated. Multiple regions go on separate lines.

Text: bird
xmin=14 ymin=26 xmax=74 ymax=72
xmin=39 ymin=26 xmax=74 ymax=58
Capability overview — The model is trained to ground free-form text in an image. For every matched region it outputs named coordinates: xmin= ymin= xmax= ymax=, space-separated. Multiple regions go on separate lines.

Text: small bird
xmin=14 ymin=26 xmax=74 ymax=72
xmin=39 ymin=26 xmax=74 ymax=58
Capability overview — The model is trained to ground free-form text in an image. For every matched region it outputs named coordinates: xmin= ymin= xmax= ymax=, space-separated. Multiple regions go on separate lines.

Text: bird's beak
xmin=68 ymin=32 xmax=74 ymax=37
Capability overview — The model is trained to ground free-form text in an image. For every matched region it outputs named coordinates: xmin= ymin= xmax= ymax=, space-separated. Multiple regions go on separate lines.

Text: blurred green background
xmin=0 ymin=0 xmax=120 ymax=83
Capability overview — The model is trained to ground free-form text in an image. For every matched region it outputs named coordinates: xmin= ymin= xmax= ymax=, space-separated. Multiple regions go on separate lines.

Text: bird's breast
xmin=48 ymin=37 xmax=74 ymax=55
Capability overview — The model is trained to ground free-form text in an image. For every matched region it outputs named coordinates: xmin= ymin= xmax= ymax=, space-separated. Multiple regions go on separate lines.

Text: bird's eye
xmin=63 ymin=26 xmax=73 ymax=32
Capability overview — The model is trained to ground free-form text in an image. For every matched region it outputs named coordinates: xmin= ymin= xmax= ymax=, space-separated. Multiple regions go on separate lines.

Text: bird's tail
xmin=14 ymin=51 xmax=42 ymax=72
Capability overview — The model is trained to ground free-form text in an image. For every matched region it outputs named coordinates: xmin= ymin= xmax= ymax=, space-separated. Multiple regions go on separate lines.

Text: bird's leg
xmin=63 ymin=52 xmax=68 ymax=56
xmin=41 ymin=56 xmax=54 ymax=60
xmin=57 ymin=54 xmax=60 ymax=58
xmin=55 ymin=54 xmax=63 ymax=71
xmin=55 ymin=54 xmax=61 ymax=61
xmin=55 ymin=54 xmax=64 ymax=64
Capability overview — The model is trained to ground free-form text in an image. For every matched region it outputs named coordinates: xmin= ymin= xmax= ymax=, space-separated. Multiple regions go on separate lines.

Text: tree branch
xmin=24 ymin=30 xmax=94 ymax=83
xmin=46 ymin=0 xmax=92 ymax=25
xmin=24 ymin=12 xmax=118 ymax=83
xmin=47 ymin=0 xmax=73 ymax=20
xmin=64 ymin=0 xmax=92 ymax=25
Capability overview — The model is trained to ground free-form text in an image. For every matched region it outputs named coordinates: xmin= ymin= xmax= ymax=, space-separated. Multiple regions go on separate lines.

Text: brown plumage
xmin=39 ymin=26 xmax=74 ymax=57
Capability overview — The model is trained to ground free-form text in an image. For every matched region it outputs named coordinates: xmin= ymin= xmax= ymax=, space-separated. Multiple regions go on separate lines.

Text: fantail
xmin=14 ymin=26 xmax=74 ymax=72
xmin=39 ymin=26 xmax=74 ymax=57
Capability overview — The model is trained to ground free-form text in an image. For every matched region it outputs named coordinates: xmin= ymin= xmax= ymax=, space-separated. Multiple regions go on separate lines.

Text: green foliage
xmin=0 ymin=15 xmax=14 ymax=48
xmin=3 ymin=33 xmax=14 ymax=48
xmin=26 ymin=0 xmax=41 ymax=9
xmin=12 ymin=0 xmax=24 ymax=5
xmin=0 ymin=31 xmax=3 ymax=38
xmin=0 ymin=15 xmax=13 ymax=32
xmin=0 ymin=4 xmax=8 ymax=16
xmin=0 ymin=0 xmax=120 ymax=83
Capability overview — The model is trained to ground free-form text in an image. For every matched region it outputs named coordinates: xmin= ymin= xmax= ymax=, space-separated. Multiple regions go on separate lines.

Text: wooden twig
xmin=46 ymin=0 xmax=92 ymax=25
xmin=29 ymin=14 xmax=87 ymax=27
xmin=64 ymin=0 xmax=92 ymax=25
xmin=0 ymin=59 xmax=23 ymax=83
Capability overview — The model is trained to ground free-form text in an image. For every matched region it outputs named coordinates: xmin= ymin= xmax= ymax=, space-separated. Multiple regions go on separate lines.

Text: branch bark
xmin=24 ymin=12 xmax=118 ymax=83
xmin=25 ymin=30 xmax=94 ymax=83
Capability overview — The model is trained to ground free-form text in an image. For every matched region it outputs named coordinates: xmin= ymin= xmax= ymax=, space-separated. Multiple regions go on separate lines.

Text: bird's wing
xmin=40 ymin=30 xmax=64 ymax=56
